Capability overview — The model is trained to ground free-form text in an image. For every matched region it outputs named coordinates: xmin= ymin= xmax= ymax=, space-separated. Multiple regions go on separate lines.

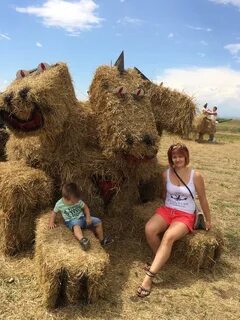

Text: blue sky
xmin=1 ymin=0 xmax=240 ymax=117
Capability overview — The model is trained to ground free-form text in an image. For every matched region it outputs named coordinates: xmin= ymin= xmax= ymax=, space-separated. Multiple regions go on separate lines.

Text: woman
xmin=137 ymin=143 xmax=211 ymax=298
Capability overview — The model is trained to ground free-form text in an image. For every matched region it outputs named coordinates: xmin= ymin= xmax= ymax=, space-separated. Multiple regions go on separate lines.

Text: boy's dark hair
xmin=62 ymin=182 xmax=81 ymax=200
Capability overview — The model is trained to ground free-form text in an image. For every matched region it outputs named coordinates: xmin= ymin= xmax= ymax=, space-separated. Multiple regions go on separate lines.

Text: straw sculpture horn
xmin=114 ymin=50 xmax=125 ymax=73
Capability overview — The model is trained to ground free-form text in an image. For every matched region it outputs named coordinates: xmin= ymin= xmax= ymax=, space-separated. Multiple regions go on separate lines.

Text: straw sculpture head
xmin=0 ymin=63 xmax=77 ymax=140
xmin=89 ymin=53 xmax=160 ymax=163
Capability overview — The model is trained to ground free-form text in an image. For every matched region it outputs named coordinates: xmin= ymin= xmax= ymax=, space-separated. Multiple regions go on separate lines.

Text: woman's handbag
xmin=173 ymin=169 xmax=206 ymax=230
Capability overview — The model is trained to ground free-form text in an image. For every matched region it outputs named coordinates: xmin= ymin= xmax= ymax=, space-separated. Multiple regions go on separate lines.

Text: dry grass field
xmin=0 ymin=120 xmax=240 ymax=320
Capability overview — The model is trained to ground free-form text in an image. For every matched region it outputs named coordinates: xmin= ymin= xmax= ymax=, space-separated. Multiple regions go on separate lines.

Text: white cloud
xmin=168 ymin=33 xmax=174 ymax=38
xmin=36 ymin=41 xmax=43 ymax=47
xmin=16 ymin=0 xmax=103 ymax=35
xmin=209 ymin=0 xmax=240 ymax=8
xmin=224 ymin=43 xmax=240 ymax=62
xmin=0 ymin=33 xmax=11 ymax=40
xmin=197 ymin=52 xmax=206 ymax=57
xmin=187 ymin=25 xmax=212 ymax=32
xmin=200 ymin=40 xmax=208 ymax=46
xmin=117 ymin=16 xmax=144 ymax=26
xmin=154 ymin=66 xmax=240 ymax=117
xmin=224 ymin=43 xmax=240 ymax=55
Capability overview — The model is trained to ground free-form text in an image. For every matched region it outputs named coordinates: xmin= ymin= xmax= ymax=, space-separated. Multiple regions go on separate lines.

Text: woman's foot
xmin=137 ymin=270 xmax=156 ymax=298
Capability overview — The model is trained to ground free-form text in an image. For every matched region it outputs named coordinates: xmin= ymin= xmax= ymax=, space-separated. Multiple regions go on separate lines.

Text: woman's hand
xmin=205 ymin=220 xmax=211 ymax=231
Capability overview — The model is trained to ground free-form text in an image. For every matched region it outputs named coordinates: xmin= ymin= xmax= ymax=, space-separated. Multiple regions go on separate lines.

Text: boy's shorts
xmin=65 ymin=216 xmax=101 ymax=230
xmin=156 ymin=206 xmax=195 ymax=232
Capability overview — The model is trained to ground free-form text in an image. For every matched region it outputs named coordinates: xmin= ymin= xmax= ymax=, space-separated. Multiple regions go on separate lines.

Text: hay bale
xmin=149 ymin=83 xmax=196 ymax=136
xmin=35 ymin=212 xmax=110 ymax=308
xmin=173 ymin=228 xmax=224 ymax=271
xmin=132 ymin=200 xmax=224 ymax=270
xmin=0 ymin=161 xmax=54 ymax=255
xmin=0 ymin=128 xmax=9 ymax=161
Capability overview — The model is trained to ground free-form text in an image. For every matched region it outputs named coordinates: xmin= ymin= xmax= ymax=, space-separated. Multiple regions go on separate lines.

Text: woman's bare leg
xmin=145 ymin=214 xmax=169 ymax=254
xmin=139 ymin=222 xmax=189 ymax=293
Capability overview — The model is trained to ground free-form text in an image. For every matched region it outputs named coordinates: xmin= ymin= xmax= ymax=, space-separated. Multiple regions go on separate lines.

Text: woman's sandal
xmin=137 ymin=270 xmax=156 ymax=298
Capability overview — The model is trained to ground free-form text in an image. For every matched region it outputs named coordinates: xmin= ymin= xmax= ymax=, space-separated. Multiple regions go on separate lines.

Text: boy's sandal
xmin=101 ymin=236 xmax=114 ymax=246
xmin=79 ymin=237 xmax=90 ymax=251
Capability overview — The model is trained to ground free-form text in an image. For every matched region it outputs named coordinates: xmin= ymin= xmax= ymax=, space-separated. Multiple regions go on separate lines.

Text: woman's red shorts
xmin=156 ymin=206 xmax=195 ymax=232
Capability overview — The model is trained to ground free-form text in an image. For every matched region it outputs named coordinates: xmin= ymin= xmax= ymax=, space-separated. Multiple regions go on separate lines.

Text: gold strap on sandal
xmin=146 ymin=270 xmax=156 ymax=278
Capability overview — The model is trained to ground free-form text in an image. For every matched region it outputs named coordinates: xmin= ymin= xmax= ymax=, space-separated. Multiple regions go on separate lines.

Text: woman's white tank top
xmin=165 ymin=169 xmax=196 ymax=214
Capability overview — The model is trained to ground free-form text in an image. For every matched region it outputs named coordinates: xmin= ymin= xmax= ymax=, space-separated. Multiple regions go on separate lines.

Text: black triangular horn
xmin=134 ymin=67 xmax=151 ymax=82
xmin=114 ymin=51 xmax=124 ymax=73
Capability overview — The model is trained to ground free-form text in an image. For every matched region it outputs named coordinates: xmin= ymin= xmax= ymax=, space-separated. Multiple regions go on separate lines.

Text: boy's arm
xmin=83 ymin=204 xmax=92 ymax=225
xmin=49 ymin=210 xmax=58 ymax=229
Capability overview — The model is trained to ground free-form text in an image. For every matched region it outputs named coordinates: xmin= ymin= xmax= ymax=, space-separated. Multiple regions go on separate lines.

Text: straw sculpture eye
xmin=132 ymin=88 xmax=145 ymax=99
xmin=16 ymin=70 xmax=30 ymax=80
xmin=37 ymin=62 xmax=50 ymax=73
xmin=113 ymin=86 xmax=127 ymax=97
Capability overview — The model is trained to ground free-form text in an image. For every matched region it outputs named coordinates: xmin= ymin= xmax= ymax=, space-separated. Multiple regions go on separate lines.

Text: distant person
xmin=208 ymin=106 xmax=218 ymax=142
xmin=201 ymin=103 xmax=216 ymax=119
xmin=137 ymin=143 xmax=211 ymax=298
xmin=210 ymin=106 xmax=218 ymax=124
xmin=201 ymin=103 xmax=209 ymax=115
xmin=49 ymin=182 xmax=112 ymax=251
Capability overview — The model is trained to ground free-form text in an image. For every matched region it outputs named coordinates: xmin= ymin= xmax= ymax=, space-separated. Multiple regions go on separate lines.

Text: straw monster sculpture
xmin=0 ymin=62 xmax=109 ymax=307
xmin=0 ymin=54 xmax=222 ymax=308
xmin=88 ymin=58 xmax=162 ymax=215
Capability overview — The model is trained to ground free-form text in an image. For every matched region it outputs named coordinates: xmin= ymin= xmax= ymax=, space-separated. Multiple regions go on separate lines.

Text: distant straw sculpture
xmin=192 ymin=113 xmax=216 ymax=141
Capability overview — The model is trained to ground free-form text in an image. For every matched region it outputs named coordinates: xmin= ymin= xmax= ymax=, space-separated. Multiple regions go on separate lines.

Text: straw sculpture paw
xmin=0 ymin=161 xmax=54 ymax=255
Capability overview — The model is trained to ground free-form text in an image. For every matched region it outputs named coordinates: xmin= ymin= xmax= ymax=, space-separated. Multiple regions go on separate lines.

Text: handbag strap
xmin=172 ymin=168 xmax=194 ymax=200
